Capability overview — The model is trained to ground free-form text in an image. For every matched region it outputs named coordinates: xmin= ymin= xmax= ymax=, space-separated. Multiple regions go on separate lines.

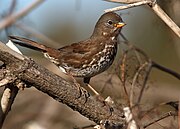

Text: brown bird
xmin=9 ymin=12 xmax=125 ymax=84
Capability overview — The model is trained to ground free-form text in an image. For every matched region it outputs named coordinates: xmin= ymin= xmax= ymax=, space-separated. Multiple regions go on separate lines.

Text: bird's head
xmin=93 ymin=12 xmax=126 ymax=37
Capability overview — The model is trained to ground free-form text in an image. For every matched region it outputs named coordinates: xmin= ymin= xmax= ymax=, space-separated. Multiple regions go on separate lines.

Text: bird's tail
xmin=8 ymin=36 xmax=48 ymax=52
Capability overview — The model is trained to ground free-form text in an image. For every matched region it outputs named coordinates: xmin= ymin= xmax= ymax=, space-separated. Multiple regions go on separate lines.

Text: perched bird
xmin=9 ymin=12 xmax=125 ymax=84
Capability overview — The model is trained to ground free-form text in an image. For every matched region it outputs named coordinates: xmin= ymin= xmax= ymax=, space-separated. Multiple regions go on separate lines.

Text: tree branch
xmin=0 ymin=42 xmax=126 ymax=128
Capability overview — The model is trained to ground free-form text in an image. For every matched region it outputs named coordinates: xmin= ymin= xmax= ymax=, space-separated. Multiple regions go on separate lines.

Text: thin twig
xmin=104 ymin=0 xmax=143 ymax=4
xmin=143 ymin=111 xmax=178 ymax=128
xmin=8 ymin=0 xmax=17 ymax=15
xmin=130 ymin=62 xmax=148 ymax=107
xmin=0 ymin=0 xmax=44 ymax=30
xmin=120 ymin=51 xmax=129 ymax=98
xmin=104 ymin=0 xmax=151 ymax=12
xmin=120 ymin=33 xmax=180 ymax=81
xmin=152 ymin=61 xmax=180 ymax=80
xmin=136 ymin=62 xmax=152 ymax=105
xmin=5 ymin=0 xmax=17 ymax=36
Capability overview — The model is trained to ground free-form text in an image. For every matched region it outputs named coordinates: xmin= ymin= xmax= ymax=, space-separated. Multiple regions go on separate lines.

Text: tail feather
xmin=8 ymin=36 xmax=48 ymax=52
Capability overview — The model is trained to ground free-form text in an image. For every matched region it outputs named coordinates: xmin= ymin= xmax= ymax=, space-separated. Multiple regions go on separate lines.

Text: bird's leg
xmin=83 ymin=77 xmax=99 ymax=96
xmin=84 ymin=78 xmax=115 ymax=116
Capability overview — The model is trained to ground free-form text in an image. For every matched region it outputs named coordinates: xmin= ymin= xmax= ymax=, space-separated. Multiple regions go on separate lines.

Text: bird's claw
xmin=74 ymin=83 xmax=90 ymax=104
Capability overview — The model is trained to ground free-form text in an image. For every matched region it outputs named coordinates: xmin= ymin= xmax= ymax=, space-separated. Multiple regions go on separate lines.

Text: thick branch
xmin=0 ymin=42 xmax=126 ymax=128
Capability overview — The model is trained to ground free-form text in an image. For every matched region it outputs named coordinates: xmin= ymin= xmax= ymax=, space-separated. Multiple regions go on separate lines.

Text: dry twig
xmin=130 ymin=62 xmax=148 ymax=107
xmin=105 ymin=0 xmax=151 ymax=12
xmin=105 ymin=0 xmax=180 ymax=38
xmin=143 ymin=111 xmax=177 ymax=128
xmin=104 ymin=0 xmax=144 ymax=4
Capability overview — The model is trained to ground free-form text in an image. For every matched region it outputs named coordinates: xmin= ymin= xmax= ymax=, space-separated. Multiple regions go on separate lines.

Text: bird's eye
xmin=107 ymin=20 xmax=113 ymax=25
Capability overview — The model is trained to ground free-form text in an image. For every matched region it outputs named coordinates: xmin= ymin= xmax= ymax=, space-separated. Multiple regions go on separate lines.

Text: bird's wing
xmin=57 ymin=38 xmax=105 ymax=68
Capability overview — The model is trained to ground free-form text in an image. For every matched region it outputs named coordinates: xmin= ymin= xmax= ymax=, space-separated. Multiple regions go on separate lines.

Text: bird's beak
xmin=114 ymin=22 xmax=126 ymax=28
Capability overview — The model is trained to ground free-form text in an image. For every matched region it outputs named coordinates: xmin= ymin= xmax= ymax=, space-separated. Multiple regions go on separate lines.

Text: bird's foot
xmin=69 ymin=76 xmax=91 ymax=103
xmin=94 ymin=95 xmax=114 ymax=117
xmin=74 ymin=82 xmax=90 ymax=104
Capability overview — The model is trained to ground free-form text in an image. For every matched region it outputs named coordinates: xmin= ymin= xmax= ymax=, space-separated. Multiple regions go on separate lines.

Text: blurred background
xmin=0 ymin=0 xmax=179 ymax=129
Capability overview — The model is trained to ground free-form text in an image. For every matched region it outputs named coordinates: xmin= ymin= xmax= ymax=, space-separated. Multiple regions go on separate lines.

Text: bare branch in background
xmin=105 ymin=0 xmax=180 ymax=38
xmin=150 ymin=3 xmax=180 ymax=38
xmin=118 ymin=33 xmax=180 ymax=107
xmin=143 ymin=111 xmax=177 ymax=128
xmin=130 ymin=62 xmax=148 ymax=107
xmin=117 ymin=33 xmax=180 ymax=128
xmin=136 ymin=63 xmax=152 ymax=105
xmin=104 ymin=0 xmax=144 ymax=4
xmin=15 ymin=22 xmax=58 ymax=45
xmin=0 ymin=0 xmax=44 ymax=30
xmin=104 ymin=0 xmax=151 ymax=11
xmin=152 ymin=61 xmax=180 ymax=80
xmin=8 ymin=0 xmax=17 ymax=15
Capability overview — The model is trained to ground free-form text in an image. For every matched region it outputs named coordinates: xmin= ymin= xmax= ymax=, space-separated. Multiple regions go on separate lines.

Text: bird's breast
xmin=79 ymin=41 xmax=118 ymax=77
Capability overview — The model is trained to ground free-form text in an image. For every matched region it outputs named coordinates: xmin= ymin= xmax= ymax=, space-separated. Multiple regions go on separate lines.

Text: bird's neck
xmin=91 ymin=31 xmax=119 ymax=41
xmin=89 ymin=32 xmax=118 ymax=51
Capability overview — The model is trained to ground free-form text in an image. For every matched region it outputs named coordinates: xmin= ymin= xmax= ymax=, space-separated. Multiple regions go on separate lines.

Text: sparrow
xmin=9 ymin=12 xmax=125 ymax=84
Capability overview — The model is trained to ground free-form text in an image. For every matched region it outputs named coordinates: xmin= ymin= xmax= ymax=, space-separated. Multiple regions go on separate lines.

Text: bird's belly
xmin=66 ymin=47 xmax=117 ymax=77
xmin=82 ymin=57 xmax=114 ymax=77
xmin=68 ymin=60 xmax=114 ymax=77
